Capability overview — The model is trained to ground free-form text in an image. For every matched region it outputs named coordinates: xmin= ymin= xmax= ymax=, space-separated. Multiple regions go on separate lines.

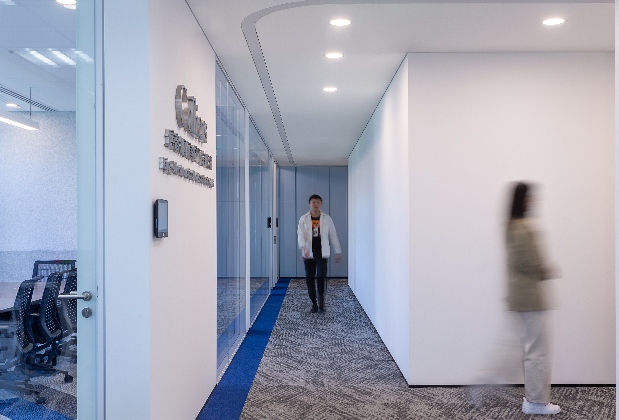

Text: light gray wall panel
xmin=278 ymin=166 xmax=349 ymax=278
xmin=278 ymin=167 xmax=297 ymax=277
xmin=295 ymin=167 xmax=330 ymax=276
xmin=329 ymin=167 xmax=348 ymax=277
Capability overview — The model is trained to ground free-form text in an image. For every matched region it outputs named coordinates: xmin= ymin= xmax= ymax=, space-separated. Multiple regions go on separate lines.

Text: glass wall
xmin=0 ymin=0 xmax=98 ymax=416
xmin=216 ymin=65 xmax=247 ymax=372
xmin=248 ymin=123 xmax=272 ymax=322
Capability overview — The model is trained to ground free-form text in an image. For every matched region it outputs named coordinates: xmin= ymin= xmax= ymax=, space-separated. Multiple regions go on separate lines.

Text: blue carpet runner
xmin=197 ymin=278 xmax=291 ymax=420
xmin=0 ymin=398 xmax=71 ymax=420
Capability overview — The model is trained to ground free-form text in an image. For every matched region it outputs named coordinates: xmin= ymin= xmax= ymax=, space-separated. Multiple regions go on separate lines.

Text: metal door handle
xmin=58 ymin=291 xmax=93 ymax=301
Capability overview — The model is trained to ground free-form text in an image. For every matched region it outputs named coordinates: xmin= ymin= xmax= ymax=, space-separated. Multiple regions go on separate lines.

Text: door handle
xmin=58 ymin=291 xmax=93 ymax=301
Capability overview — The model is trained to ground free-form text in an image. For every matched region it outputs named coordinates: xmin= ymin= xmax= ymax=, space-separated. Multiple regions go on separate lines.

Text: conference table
xmin=0 ymin=281 xmax=48 ymax=313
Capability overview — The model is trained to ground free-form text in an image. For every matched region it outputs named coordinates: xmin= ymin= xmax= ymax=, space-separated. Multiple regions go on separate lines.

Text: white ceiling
xmin=190 ymin=0 xmax=614 ymax=166
xmin=0 ymin=1 xmax=613 ymax=165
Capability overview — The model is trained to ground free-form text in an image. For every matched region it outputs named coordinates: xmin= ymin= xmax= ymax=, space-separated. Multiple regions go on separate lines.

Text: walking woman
xmin=506 ymin=182 xmax=560 ymax=415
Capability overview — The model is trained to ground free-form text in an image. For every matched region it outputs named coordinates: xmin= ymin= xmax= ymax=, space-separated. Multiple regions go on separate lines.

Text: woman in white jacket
xmin=297 ymin=194 xmax=341 ymax=313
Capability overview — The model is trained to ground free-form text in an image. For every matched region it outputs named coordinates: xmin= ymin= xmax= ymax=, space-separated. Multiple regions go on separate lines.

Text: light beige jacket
xmin=506 ymin=219 xmax=552 ymax=312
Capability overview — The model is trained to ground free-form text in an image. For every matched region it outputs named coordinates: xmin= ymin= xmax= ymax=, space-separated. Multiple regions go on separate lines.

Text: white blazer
xmin=297 ymin=211 xmax=342 ymax=259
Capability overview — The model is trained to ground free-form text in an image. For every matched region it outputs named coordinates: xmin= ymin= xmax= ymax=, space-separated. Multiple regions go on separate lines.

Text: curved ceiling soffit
xmin=242 ymin=0 xmax=613 ymax=165
xmin=241 ymin=0 xmax=446 ymax=165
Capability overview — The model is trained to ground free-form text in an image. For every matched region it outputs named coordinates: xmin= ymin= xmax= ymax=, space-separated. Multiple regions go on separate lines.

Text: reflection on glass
xmin=216 ymin=65 xmax=247 ymax=374
xmin=249 ymin=123 xmax=271 ymax=322
xmin=0 ymin=112 xmax=79 ymax=417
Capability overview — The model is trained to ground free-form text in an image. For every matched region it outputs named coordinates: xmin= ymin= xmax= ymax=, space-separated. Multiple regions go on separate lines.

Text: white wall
xmin=350 ymin=52 xmax=615 ymax=386
xmin=408 ymin=52 xmax=614 ymax=385
xmin=616 ymin=0 xmax=619 ymax=404
xmin=0 ymin=112 xmax=77 ymax=281
xmin=104 ymin=0 xmax=151 ymax=417
xmin=349 ymin=58 xmax=410 ymax=382
xmin=104 ymin=0 xmax=217 ymax=418
xmin=149 ymin=0 xmax=217 ymax=417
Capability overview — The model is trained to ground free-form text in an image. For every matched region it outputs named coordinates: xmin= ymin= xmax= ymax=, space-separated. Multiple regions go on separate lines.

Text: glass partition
xmin=0 ymin=0 xmax=99 ymax=416
xmin=248 ymin=123 xmax=272 ymax=322
xmin=216 ymin=65 xmax=247 ymax=373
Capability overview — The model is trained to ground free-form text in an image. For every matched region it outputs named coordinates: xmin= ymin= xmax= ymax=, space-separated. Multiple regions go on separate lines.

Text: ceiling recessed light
xmin=543 ymin=18 xmax=565 ymax=26
xmin=323 ymin=87 xmax=337 ymax=92
xmin=325 ymin=53 xmax=343 ymax=59
xmin=23 ymin=48 xmax=59 ymax=67
xmin=330 ymin=19 xmax=350 ymax=27
xmin=0 ymin=109 xmax=39 ymax=130
xmin=6 ymin=103 xmax=19 ymax=108
xmin=49 ymin=49 xmax=76 ymax=65
xmin=56 ymin=0 xmax=76 ymax=5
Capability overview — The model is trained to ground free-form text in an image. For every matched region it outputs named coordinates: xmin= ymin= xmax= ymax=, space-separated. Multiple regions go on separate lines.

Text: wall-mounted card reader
xmin=154 ymin=199 xmax=168 ymax=238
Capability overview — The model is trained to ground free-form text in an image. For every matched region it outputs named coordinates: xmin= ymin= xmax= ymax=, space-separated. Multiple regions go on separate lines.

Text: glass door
xmin=76 ymin=0 xmax=99 ymax=417
xmin=248 ymin=123 xmax=272 ymax=322
xmin=0 ymin=0 xmax=98 ymax=418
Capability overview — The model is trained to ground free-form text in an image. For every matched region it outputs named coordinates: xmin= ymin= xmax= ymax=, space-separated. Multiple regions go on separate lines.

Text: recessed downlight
xmin=325 ymin=52 xmax=343 ymax=59
xmin=330 ymin=19 xmax=350 ymax=27
xmin=543 ymin=18 xmax=565 ymax=26
xmin=323 ymin=87 xmax=337 ymax=92
xmin=6 ymin=103 xmax=19 ymax=108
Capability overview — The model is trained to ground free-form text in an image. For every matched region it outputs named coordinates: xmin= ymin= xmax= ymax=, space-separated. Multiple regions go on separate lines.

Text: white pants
xmin=474 ymin=310 xmax=551 ymax=404
xmin=519 ymin=310 xmax=551 ymax=404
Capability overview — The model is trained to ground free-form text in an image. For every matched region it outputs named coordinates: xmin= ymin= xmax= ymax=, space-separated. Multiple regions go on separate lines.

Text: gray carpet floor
xmin=240 ymin=279 xmax=616 ymax=419
xmin=0 ymin=354 xmax=77 ymax=418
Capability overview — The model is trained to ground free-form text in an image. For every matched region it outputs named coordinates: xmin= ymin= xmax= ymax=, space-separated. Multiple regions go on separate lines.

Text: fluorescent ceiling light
xmin=22 ymin=48 xmax=59 ymax=67
xmin=56 ymin=0 xmax=75 ymax=8
xmin=49 ymin=49 xmax=76 ymax=65
xmin=543 ymin=18 xmax=565 ymax=26
xmin=73 ymin=49 xmax=94 ymax=63
xmin=330 ymin=19 xmax=350 ymax=27
xmin=323 ymin=87 xmax=337 ymax=92
xmin=325 ymin=52 xmax=343 ymax=59
xmin=6 ymin=103 xmax=19 ymax=108
xmin=0 ymin=109 xmax=39 ymax=130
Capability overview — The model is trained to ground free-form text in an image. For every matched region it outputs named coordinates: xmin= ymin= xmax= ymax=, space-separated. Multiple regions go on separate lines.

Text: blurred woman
xmin=506 ymin=182 xmax=560 ymax=415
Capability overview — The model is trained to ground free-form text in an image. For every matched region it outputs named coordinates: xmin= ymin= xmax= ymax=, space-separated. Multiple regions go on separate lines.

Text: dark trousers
xmin=304 ymin=258 xmax=328 ymax=304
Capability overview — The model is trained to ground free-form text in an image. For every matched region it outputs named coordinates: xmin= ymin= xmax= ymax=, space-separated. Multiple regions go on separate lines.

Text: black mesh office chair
xmin=32 ymin=260 xmax=76 ymax=279
xmin=0 ymin=277 xmax=46 ymax=404
xmin=58 ymin=270 xmax=77 ymax=359
xmin=27 ymin=272 xmax=73 ymax=383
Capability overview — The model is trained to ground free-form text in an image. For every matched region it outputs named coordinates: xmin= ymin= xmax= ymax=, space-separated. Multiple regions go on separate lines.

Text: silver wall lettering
xmin=175 ymin=85 xmax=208 ymax=143
xmin=164 ymin=129 xmax=213 ymax=170
xmin=159 ymin=157 xmax=215 ymax=188
xmin=175 ymin=85 xmax=186 ymax=128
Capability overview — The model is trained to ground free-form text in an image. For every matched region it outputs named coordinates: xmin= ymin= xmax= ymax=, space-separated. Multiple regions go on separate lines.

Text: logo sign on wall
xmin=159 ymin=85 xmax=214 ymax=188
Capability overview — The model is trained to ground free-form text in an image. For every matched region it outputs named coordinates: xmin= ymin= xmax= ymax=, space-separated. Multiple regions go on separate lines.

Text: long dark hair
xmin=509 ymin=182 xmax=530 ymax=220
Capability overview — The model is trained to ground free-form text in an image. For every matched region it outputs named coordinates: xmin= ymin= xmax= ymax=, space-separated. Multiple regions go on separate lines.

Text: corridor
xmin=201 ymin=279 xmax=616 ymax=419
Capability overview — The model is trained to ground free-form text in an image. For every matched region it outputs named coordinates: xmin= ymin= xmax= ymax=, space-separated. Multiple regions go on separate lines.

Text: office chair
xmin=58 ymin=270 xmax=77 ymax=359
xmin=32 ymin=260 xmax=76 ymax=279
xmin=26 ymin=272 xmax=73 ymax=383
xmin=0 ymin=277 xmax=46 ymax=404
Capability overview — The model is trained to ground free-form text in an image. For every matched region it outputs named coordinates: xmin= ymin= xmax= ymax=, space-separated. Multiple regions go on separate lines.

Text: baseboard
xmin=282 ymin=277 xmax=348 ymax=280
xmin=408 ymin=384 xmax=616 ymax=388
